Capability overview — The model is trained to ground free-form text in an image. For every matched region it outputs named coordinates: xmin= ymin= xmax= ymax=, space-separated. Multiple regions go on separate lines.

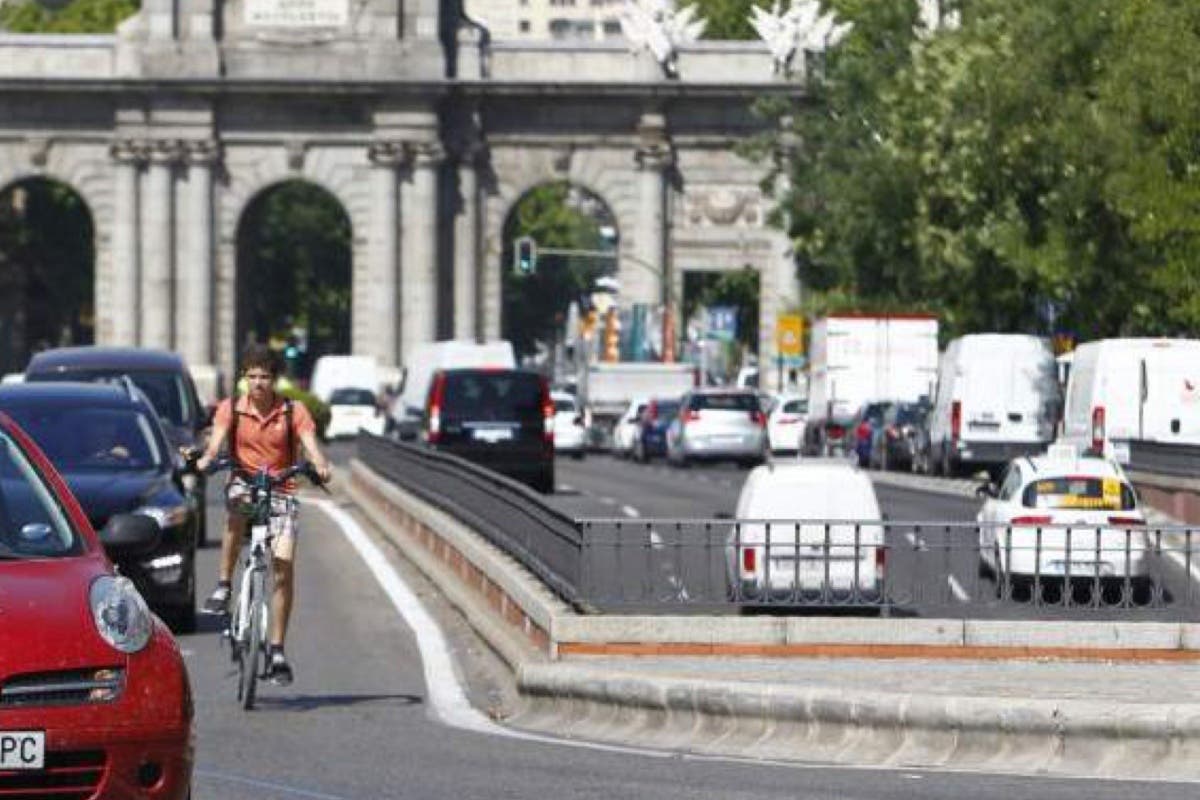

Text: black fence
xmin=1130 ymin=440 xmax=1200 ymax=479
xmin=358 ymin=436 xmax=1200 ymax=619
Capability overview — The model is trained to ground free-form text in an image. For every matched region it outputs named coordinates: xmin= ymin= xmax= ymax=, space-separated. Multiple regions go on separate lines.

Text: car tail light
xmin=541 ymin=380 xmax=554 ymax=445
xmin=885 ymin=425 xmax=899 ymax=440
xmin=1107 ymin=516 xmax=1143 ymax=527
xmin=1091 ymin=406 xmax=1106 ymax=452
xmin=750 ymin=409 xmax=766 ymax=427
xmin=828 ymin=424 xmax=845 ymax=439
xmin=875 ymin=546 xmax=886 ymax=583
xmin=1011 ymin=515 xmax=1053 ymax=526
xmin=742 ymin=547 xmax=757 ymax=573
xmin=681 ymin=408 xmax=700 ymax=424
xmin=951 ymin=401 xmax=961 ymax=442
xmin=426 ymin=374 xmax=445 ymax=444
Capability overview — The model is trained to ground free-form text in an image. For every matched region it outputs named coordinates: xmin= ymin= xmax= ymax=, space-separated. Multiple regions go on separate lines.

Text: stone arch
xmin=230 ymin=177 xmax=355 ymax=377
xmin=0 ymin=169 xmax=98 ymax=373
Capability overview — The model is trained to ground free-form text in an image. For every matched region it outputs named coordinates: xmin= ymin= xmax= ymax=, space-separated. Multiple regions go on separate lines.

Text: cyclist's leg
xmin=204 ymin=483 xmax=249 ymax=614
xmin=267 ymin=498 xmax=298 ymax=684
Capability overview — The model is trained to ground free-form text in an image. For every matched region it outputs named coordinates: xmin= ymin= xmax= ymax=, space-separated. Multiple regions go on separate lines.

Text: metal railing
xmin=580 ymin=519 xmax=1200 ymax=618
xmin=1129 ymin=440 xmax=1200 ymax=479
xmin=357 ymin=435 xmax=586 ymax=608
xmin=357 ymin=436 xmax=1200 ymax=618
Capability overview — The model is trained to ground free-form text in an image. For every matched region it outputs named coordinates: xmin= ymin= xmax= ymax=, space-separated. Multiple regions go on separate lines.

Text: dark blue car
xmin=633 ymin=397 xmax=681 ymax=462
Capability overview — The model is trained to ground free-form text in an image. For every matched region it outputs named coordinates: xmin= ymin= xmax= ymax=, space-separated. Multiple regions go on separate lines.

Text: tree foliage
xmin=761 ymin=0 xmax=1200 ymax=341
xmin=0 ymin=0 xmax=138 ymax=33
xmin=684 ymin=0 xmax=770 ymax=40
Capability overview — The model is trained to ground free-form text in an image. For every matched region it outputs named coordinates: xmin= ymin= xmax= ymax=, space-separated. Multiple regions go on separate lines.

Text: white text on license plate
xmin=473 ymin=428 xmax=514 ymax=443
xmin=0 ymin=731 xmax=44 ymax=770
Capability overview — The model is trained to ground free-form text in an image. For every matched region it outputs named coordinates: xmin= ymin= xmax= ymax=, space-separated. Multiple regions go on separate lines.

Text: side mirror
xmin=99 ymin=514 xmax=162 ymax=559
xmin=975 ymin=482 xmax=997 ymax=499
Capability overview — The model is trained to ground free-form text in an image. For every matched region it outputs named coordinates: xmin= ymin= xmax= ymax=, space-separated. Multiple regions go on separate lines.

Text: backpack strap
xmin=285 ymin=398 xmax=296 ymax=462
xmin=229 ymin=397 xmax=241 ymax=470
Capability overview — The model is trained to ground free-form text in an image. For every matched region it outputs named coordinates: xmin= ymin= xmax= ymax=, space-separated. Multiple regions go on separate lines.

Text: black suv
xmin=422 ymin=368 xmax=554 ymax=493
xmin=0 ymin=381 xmax=199 ymax=631
xmin=25 ymin=347 xmax=211 ymax=544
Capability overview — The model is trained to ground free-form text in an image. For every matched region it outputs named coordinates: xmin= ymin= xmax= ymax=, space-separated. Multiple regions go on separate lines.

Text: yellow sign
xmin=776 ymin=315 xmax=804 ymax=357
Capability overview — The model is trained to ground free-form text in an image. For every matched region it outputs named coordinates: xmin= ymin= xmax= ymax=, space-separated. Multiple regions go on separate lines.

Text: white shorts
xmin=225 ymin=479 xmax=299 ymax=561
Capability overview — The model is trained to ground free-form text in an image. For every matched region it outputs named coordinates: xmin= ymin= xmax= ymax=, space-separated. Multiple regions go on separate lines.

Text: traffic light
xmin=513 ymin=236 xmax=537 ymax=275
xmin=602 ymin=307 xmax=621 ymax=363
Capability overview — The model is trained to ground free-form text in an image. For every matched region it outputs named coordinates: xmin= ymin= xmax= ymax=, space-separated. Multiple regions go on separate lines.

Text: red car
xmin=0 ymin=411 xmax=193 ymax=799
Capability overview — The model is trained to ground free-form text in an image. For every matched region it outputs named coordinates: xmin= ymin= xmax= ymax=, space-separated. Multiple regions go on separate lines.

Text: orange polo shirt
xmin=214 ymin=394 xmax=316 ymax=476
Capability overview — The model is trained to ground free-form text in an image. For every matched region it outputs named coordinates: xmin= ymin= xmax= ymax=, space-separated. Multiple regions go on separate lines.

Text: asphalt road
xmin=178 ymin=444 xmax=1198 ymax=799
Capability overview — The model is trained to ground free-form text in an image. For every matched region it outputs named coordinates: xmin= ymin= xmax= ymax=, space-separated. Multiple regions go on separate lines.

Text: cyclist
xmin=196 ymin=344 xmax=332 ymax=685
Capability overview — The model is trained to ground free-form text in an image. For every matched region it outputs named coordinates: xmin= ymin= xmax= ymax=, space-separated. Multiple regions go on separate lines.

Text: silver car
xmin=667 ymin=389 xmax=767 ymax=467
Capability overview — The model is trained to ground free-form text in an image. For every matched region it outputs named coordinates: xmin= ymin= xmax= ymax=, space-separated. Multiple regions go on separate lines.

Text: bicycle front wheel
xmin=239 ymin=571 xmax=266 ymax=710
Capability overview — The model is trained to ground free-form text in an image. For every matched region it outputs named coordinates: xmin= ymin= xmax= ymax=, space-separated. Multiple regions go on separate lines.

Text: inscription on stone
xmin=244 ymin=0 xmax=348 ymax=27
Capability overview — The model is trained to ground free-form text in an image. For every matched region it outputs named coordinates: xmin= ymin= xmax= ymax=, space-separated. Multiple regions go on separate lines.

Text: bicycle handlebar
xmin=183 ymin=451 xmax=327 ymax=491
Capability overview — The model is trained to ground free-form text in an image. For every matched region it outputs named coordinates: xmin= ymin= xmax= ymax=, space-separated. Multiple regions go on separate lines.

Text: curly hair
xmin=240 ymin=343 xmax=279 ymax=376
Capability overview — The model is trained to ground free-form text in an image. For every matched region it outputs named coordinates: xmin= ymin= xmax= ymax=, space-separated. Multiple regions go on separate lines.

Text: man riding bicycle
xmin=196 ymin=344 xmax=332 ymax=685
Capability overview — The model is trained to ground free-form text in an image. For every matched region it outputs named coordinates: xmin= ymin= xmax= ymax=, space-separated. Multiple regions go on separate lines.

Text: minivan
xmin=929 ymin=334 xmax=1060 ymax=477
xmin=422 ymin=368 xmax=554 ymax=493
xmin=1062 ymin=338 xmax=1200 ymax=463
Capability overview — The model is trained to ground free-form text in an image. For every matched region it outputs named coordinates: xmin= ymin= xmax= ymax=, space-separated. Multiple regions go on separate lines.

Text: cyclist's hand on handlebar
xmin=314 ymin=460 xmax=332 ymax=485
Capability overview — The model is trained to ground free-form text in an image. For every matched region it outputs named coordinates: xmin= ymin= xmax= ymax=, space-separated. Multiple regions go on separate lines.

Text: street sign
xmin=776 ymin=314 xmax=804 ymax=357
xmin=706 ymin=306 xmax=738 ymax=342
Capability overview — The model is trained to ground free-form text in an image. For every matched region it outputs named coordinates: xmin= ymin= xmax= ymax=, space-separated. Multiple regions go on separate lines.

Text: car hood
xmin=60 ymin=470 xmax=169 ymax=522
xmin=0 ymin=556 xmax=120 ymax=674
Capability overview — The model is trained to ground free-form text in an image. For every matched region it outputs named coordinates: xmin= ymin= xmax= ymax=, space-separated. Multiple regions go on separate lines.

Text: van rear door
xmin=1139 ymin=345 xmax=1200 ymax=444
xmin=961 ymin=339 xmax=1057 ymax=446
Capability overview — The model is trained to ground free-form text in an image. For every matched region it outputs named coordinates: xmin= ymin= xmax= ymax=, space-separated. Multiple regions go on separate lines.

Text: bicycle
xmin=199 ymin=456 xmax=325 ymax=710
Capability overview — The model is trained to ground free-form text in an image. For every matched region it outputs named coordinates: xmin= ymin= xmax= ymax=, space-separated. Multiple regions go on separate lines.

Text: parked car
xmin=666 ymin=389 xmax=767 ymax=468
xmin=767 ymin=395 xmax=808 ymax=454
xmin=422 ymin=368 xmax=555 ymax=493
xmin=551 ymin=391 xmax=587 ymax=460
xmin=0 ymin=411 xmax=194 ymax=799
xmin=869 ymin=401 xmax=928 ymax=472
xmin=612 ymin=397 xmax=649 ymax=459
xmin=929 ymin=334 xmax=1060 ymax=478
xmin=633 ymin=397 xmax=680 ymax=462
xmin=325 ymin=387 xmax=386 ymax=439
xmin=976 ymin=444 xmax=1148 ymax=592
xmin=0 ymin=382 xmax=199 ymax=632
xmin=725 ymin=461 xmax=885 ymax=607
xmin=309 ymin=354 xmax=379 ymax=404
xmin=25 ymin=347 xmax=211 ymax=546
xmin=1061 ymin=337 xmax=1200 ymax=464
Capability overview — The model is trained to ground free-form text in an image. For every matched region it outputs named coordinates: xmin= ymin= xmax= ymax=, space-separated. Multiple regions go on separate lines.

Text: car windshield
xmin=692 ymin=393 xmax=757 ymax=411
xmin=440 ymin=371 xmax=543 ymax=422
xmin=782 ymin=399 xmax=807 ymax=414
xmin=1022 ymin=476 xmax=1137 ymax=511
xmin=895 ymin=405 xmax=923 ymax=425
xmin=3 ymin=407 xmax=164 ymax=472
xmin=554 ymin=398 xmax=577 ymax=413
xmin=330 ymin=388 xmax=376 ymax=406
xmin=863 ymin=403 xmax=890 ymax=424
xmin=31 ymin=369 xmax=196 ymax=428
xmin=0 ymin=430 xmax=81 ymax=559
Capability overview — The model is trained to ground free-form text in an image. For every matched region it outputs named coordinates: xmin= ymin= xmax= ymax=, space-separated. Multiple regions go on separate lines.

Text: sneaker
xmin=201 ymin=585 xmax=230 ymax=616
xmin=267 ymin=650 xmax=293 ymax=686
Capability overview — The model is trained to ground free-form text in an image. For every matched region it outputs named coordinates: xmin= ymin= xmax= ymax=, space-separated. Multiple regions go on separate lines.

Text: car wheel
xmin=572 ymin=451 xmax=585 ymax=461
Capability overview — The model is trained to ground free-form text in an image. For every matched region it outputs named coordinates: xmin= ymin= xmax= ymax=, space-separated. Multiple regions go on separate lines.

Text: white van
xmin=389 ymin=340 xmax=516 ymax=438
xmin=929 ymin=334 xmax=1060 ymax=476
xmin=1062 ymin=338 xmax=1200 ymax=463
xmin=309 ymin=355 xmax=379 ymax=404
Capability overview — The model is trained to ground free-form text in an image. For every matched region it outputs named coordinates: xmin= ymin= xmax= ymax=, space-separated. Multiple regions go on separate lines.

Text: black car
xmin=869 ymin=401 xmax=929 ymax=471
xmin=634 ymin=397 xmax=680 ymax=462
xmin=0 ymin=381 xmax=199 ymax=631
xmin=25 ymin=346 xmax=211 ymax=544
xmin=422 ymin=368 xmax=554 ymax=493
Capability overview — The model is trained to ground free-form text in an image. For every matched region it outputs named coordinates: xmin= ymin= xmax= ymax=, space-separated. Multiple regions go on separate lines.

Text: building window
xmin=519 ymin=19 xmax=531 ymax=32
xmin=603 ymin=19 xmax=622 ymax=36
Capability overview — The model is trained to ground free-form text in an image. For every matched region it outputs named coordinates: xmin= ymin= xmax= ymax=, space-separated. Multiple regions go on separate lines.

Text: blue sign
xmin=707 ymin=306 xmax=738 ymax=342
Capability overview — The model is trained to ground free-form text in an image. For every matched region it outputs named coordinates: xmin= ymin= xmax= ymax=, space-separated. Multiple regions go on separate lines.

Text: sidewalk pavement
xmin=347 ymin=461 xmax=1200 ymax=783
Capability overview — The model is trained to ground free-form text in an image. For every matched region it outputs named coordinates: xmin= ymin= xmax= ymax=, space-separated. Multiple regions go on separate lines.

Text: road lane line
xmin=621 ymin=505 xmax=640 ymax=518
xmin=904 ymin=532 xmax=917 ymax=547
xmin=947 ymin=574 xmax=970 ymax=603
xmin=194 ymin=768 xmax=353 ymax=800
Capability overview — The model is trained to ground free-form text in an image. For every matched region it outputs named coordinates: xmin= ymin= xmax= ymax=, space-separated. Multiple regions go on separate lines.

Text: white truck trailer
xmin=804 ymin=314 xmax=939 ymax=455
xmin=579 ymin=362 xmax=696 ymax=449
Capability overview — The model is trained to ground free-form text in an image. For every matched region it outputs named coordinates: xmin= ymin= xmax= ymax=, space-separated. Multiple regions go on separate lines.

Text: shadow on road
xmin=252 ymin=692 xmax=423 ymax=713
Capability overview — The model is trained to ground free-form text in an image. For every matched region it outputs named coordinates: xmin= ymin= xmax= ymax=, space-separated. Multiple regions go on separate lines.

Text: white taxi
xmin=976 ymin=444 xmax=1148 ymax=582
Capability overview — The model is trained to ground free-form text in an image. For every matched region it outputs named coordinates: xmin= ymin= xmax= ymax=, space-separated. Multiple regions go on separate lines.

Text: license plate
xmin=0 ymin=731 xmax=44 ymax=770
xmin=473 ymin=428 xmax=514 ymax=443
xmin=1047 ymin=560 xmax=1102 ymax=575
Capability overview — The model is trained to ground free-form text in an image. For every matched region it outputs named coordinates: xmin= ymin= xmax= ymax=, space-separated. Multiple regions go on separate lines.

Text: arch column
xmin=140 ymin=140 xmax=178 ymax=349
xmin=179 ymin=140 xmax=217 ymax=368
xmin=401 ymin=140 xmax=443 ymax=365
xmin=368 ymin=140 xmax=407 ymax=368
xmin=109 ymin=139 xmax=143 ymax=346
xmin=453 ymin=136 xmax=482 ymax=341
xmin=631 ymin=114 xmax=672 ymax=309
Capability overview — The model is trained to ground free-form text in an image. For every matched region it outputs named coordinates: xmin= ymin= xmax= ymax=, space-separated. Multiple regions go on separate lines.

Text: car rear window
xmin=330 ymin=388 xmax=376 ymax=406
xmin=691 ymin=393 xmax=757 ymax=411
xmin=1022 ymin=476 xmax=1137 ymax=511
xmin=782 ymin=399 xmax=807 ymax=414
xmin=439 ymin=371 xmax=543 ymax=422
xmin=554 ymin=398 xmax=577 ymax=413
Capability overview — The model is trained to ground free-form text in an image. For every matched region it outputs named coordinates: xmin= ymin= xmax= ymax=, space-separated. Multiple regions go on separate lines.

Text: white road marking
xmin=947 ymin=574 xmax=970 ymax=603
xmin=621 ymin=505 xmax=641 ymax=519
xmin=560 ymin=483 xmax=575 ymax=493
xmin=904 ymin=532 xmax=917 ymax=546
xmin=194 ymin=768 xmax=353 ymax=800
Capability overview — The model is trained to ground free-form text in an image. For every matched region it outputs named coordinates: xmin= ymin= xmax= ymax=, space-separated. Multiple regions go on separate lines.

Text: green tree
xmin=684 ymin=0 xmax=769 ymax=40
xmin=0 ymin=0 xmax=138 ymax=33
xmin=502 ymin=183 xmax=612 ymax=360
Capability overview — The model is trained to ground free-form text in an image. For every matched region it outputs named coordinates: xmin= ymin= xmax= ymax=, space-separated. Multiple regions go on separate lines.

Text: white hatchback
xmin=551 ymin=392 xmax=587 ymax=459
xmin=325 ymin=387 xmax=386 ymax=439
xmin=611 ymin=397 xmax=648 ymax=458
xmin=976 ymin=444 xmax=1148 ymax=581
xmin=767 ymin=395 xmax=808 ymax=454
xmin=725 ymin=461 xmax=885 ymax=605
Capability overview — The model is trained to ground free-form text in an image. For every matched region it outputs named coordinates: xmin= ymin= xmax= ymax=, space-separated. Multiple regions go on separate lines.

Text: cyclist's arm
xmin=298 ymin=429 xmax=332 ymax=483
xmin=196 ymin=400 xmax=233 ymax=472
